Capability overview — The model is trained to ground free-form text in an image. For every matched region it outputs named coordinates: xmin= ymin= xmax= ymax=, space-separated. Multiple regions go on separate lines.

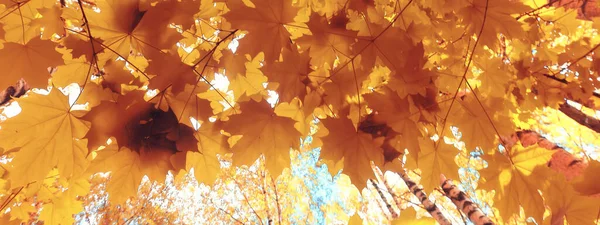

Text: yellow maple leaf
xmin=274 ymin=91 xmax=320 ymax=136
xmin=0 ymin=37 xmax=63 ymax=88
xmin=87 ymin=145 xmax=173 ymax=204
xmin=363 ymin=87 xmax=422 ymax=158
xmin=479 ymin=144 xmax=555 ymax=222
xmin=30 ymin=5 xmax=65 ymax=39
xmin=0 ymin=88 xmax=89 ymax=188
xmin=185 ymin=150 xmax=221 ymax=185
xmin=407 ymin=138 xmax=460 ymax=193
xmin=39 ymin=193 xmax=83 ymax=225
xmin=0 ymin=0 xmax=57 ymax=43
xmin=543 ymin=175 xmax=600 ymax=225
xmin=444 ymin=93 xmax=515 ymax=152
xmin=82 ymin=0 xmax=189 ymax=59
xmin=223 ymin=0 xmax=301 ymax=63
xmin=458 ymin=0 xmax=530 ymax=49
xmin=317 ymin=115 xmax=384 ymax=190
xmin=571 ymin=160 xmax=600 ymax=196
xmin=224 ymin=100 xmax=300 ymax=177
xmin=391 ymin=207 xmax=436 ymax=225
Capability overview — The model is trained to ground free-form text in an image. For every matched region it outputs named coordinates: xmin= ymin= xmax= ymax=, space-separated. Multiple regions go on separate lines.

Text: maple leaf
xmin=479 ymin=144 xmax=555 ymax=222
xmin=391 ymin=207 xmax=436 ymax=225
xmin=194 ymin=120 xmax=230 ymax=154
xmin=99 ymin=59 xmax=140 ymax=93
xmin=185 ymin=150 xmax=221 ymax=185
xmin=0 ymin=0 xmax=57 ymax=43
xmin=472 ymin=55 xmax=513 ymax=98
xmin=30 ymin=5 xmax=65 ymax=39
xmin=296 ymin=13 xmax=357 ymax=67
xmin=386 ymin=42 xmax=436 ymax=98
xmin=363 ymin=87 xmax=422 ymax=157
xmin=571 ymin=160 xmax=600 ymax=196
xmin=0 ymin=88 xmax=89 ymax=188
xmin=224 ymin=100 xmax=300 ymax=177
xmin=274 ymin=91 xmax=321 ymax=136
xmin=457 ymin=0 xmax=530 ymax=49
xmin=317 ymin=115 xmax=384 ymax=190
xmin=152 ymin=84 xmax=213 ymax=128
xmin=60 ymin=34 xmax=106 ymax=63
xmin=82 ymin=91 xmax=153 ymax=149
xmin=405 ymin=138 xmax=460 ymax=193
xmin=87 ymin=145 xmax=173 ymax=204
xmin=81 ymin=0 xmax=187 ymax=59
xmin=261 ymin=48 xmax=311 ymax=103
xmin=146 ymin=50 xmax=202 ymax=94
xmin=544 ymin=175 xmax=600 ymax=225
xmin=322 ymin=61 xmax=369 ymax=111
xmin=228 ymin=53 xmax=269 ymax=100
xmin=444 ymin=93 xmax=515 ymax=152
xmin=39 ymin=193 xmax=83 ymax=225
xmin=0 ymin=37 xmax=63 ymax=88
xmin=223 ymin=0 xmax=301 ymax=63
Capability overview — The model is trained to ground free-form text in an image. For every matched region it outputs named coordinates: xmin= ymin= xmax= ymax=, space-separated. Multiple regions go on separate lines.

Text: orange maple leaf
xmin=0 ymin=88 xmax=89 ymax=188
xmin=223 ymin=0 xmax=301 ymax=63
xmin=0 ymin=37 xmax=63 ymax=88
xmin=224 ymin=100 xmax=301 ymax=177
xmin=317 ymin=114 xmax=384 ymax=190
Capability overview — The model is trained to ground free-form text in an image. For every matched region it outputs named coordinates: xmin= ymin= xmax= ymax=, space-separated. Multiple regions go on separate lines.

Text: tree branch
xmin=397 ymin=170 xmax=452 ymax=225
xmin=368 ymin=179 xmax=397 ymax=219
xmin=558 ymin=103 xmax=600 ymax=133
xmin=439 ymin=175 xmax=494 ymax=225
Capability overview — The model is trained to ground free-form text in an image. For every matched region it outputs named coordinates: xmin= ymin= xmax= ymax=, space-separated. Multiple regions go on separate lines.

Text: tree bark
xmin=397 ymin=170 xmax=452 ymax=225
xmin=558 ymin=103 xmax=600 ymax=133
xmin=440 ymin=174 xmax=494 ymax=225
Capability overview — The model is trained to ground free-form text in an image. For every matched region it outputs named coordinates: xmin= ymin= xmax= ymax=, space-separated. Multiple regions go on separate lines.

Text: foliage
xmin=0 ymin=0 xmax=599 ymax=224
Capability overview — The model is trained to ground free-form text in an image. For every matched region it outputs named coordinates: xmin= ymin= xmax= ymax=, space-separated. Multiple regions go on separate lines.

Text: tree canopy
xmin=0 ymin=0 xmax=599 ymax=224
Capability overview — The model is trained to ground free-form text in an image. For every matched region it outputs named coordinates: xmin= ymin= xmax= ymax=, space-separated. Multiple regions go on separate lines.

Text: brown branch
xmin=269 ymin=176 xmax=282 ymax=225
xmin=440 ymin=174 xmax=494 ymax=225
xmin=0 ymin=78 xmax=29 ymax=106
xmin=558 ymin=103 xmax=600 ymax=133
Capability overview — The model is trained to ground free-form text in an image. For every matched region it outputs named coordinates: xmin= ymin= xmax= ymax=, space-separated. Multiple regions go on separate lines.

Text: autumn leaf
xmin=83 ymin=0 xmax=187 ymax=58
xmin=224 ymin=100 xmax=300 ymax=177
xmin=87 ymin=145 xmax=173 ymax=204
xmin=0 ymin=0 xmax=57 ymax=43
xmin=571 ymin=160 xmax=600 ymax=196
xmin=30 ymin=5 xmax=65 ymax=39
xmin=0 ymin=88 xmax=89 ymax=188
xmin=458 ymin=0 xmax=530 ymax=49
xmin=391 ymin=207 xmax=436 ymax=225
xmin=296 ymin=13 xmax=357 ymax=67
xmin=544 ymin=175 xmax=600 ymax=225
xmin=185 ymin=150 xmax=221 ymax=185
xmin=223 ymin=0 xmax=301 ymax=63
xmin=39 ymin=194 xmax=83 ymax=225
xmin=0 ymin=37 xmax=63 ymax=88
xmin=479 ymin=144 xmax=555 ymax=222
xmin=444 ymin=93 xmax=515 ymax=152
xmin=363 ymin=87 xmax=422 ymax=158
xmin=261 ymin=48 xmax=311 ymax=103
xmin=317 ymin=114 xmax=384 ymax=190
xmin=146 ymin=50 xmax=202 ymax=94
xmin=274 ymin=91 xmax=320 ymax=136
xmin=406 ymin=138 xmax=460 ymax=193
